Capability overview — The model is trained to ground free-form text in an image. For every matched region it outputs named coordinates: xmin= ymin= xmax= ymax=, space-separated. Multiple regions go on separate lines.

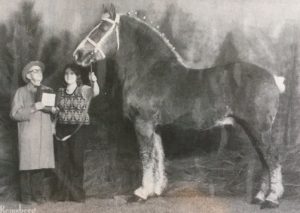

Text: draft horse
xmin=73 ymin=5 xmax=285 ymax=208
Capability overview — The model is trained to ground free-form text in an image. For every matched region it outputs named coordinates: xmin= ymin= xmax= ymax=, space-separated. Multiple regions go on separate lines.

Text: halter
xmin=75 ymin=14 xmax=120 ymax=60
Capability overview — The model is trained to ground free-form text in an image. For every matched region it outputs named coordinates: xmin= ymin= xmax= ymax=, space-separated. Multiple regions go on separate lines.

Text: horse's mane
xmin=120 ymin=13 xmax=189 ymax=68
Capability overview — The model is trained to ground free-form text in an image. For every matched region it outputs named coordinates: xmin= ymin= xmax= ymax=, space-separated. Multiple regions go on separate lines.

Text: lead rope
xmin=54 ymin=64 xmax=94 ymax=142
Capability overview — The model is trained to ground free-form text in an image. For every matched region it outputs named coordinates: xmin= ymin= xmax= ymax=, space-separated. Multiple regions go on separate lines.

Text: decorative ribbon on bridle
xmin=76 ymin=14 xmax=120 ymax=60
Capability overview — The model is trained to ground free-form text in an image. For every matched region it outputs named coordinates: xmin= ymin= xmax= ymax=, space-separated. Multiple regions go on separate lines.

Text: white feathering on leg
xmin=255 ymin=181 xmax=268 ymax=202
xmin=265 ymin=165 xmax=284 ymax=204
xmin=153 ymin=133 xmax=167 ymax=195
xmin=134 ymin=152 xmax=155 ymax=200
xmin=142 ymin=145 xmax=155 ymax=197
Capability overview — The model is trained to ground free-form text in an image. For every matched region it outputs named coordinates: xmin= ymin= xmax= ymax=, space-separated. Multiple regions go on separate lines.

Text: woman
xmin=54 ymin=63 xmax=99 ymax=202
xmin=10 ymin=61 xmax=57 ymax=204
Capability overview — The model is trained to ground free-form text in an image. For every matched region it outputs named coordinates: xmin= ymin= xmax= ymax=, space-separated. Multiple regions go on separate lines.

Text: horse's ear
xmin=102 ymin=4 xmax=107 ymax=13
xmin=101 ymin=4 xmax=110 ymax=19
xmin=101 ymin=4 xmax=116 ymax=20
xmin=109 ymin=3 xmax=116 ymax=19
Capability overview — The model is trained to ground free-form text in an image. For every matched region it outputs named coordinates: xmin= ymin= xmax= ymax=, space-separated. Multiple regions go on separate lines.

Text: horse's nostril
xmin=74 ymin=50 xmax=83 ymax=61
xmin=73 ymin=53 xmax=78 ymax=60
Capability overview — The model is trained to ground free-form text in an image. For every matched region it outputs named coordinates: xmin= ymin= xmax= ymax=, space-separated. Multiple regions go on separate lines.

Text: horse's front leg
xmin=152 ymin=132 xmax=167 ymax=196
xmin=133 ymin=119 xmax=167 ymax=200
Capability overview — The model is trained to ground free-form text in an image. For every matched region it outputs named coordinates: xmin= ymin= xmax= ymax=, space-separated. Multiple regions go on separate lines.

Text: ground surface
xmin=1 ymin=196 xmax=299 ymax=213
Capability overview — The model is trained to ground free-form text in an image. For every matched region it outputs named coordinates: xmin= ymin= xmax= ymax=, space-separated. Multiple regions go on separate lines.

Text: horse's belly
xmin=161 ymin=100 xmax=229 ymax=130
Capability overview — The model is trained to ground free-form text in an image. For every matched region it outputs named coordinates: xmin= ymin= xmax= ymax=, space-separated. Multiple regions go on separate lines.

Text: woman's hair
xmin=63 ymin=63 xmax=83 ymax=86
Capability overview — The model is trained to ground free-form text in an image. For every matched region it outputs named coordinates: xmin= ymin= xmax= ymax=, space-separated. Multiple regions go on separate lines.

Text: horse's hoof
xmin=260 ymin=200 xmax=279 ymax=209
xmin=127 ymin=195 xmax=146 ymax=203
xmin=251 ymin=197 xmax=264 ymax=205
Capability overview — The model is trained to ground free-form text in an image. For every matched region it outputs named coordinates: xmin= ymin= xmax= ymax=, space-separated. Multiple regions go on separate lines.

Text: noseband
xmin=75 ymin=14 xmax=120 ymax=59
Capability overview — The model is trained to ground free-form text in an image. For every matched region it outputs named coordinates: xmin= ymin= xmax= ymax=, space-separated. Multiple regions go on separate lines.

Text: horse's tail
xmin=273 ymin=75 xmax=286 ymax=94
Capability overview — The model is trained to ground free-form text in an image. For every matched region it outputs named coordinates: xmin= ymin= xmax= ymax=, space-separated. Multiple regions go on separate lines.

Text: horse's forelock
xmin=102 ymin=3 xmax=116 ymax=20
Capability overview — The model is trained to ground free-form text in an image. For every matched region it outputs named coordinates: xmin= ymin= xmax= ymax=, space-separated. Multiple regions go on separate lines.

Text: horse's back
xmin=162 ymin=61 xmax=280 ymax=130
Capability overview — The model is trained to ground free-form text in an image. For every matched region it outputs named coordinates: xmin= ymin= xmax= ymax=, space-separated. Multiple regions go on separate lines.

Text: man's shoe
xmin=34 ymin=197 xmax=46 ymax=204
xmin=53 ymin=193 xmax=68 ymax=202
xmin=21 ymin=199 xmax=32 ymax=205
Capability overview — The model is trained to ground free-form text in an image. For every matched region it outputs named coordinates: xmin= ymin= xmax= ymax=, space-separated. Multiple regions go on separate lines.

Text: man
xmin=10 ymin=61 xmax=57 ymax=204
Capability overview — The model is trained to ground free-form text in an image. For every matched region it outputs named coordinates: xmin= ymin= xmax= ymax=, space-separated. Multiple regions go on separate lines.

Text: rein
xmin=75 ymin=14 xmax=120 ymax=60
xmin=55 ymin=124 xmax=83 ymax=142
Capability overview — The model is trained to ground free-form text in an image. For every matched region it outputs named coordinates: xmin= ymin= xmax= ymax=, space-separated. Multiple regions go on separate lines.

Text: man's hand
xmin=51 ymin=107 xmax=60 ymax=114
xmin=34 ymin=102 xmax=45 ymax=111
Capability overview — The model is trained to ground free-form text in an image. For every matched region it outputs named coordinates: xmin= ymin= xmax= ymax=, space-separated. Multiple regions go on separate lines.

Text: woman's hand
xmin=89 ymin=72 xmax=97 ymax=82
xmin=88 ymin=72 xmax=100 ymax=96
xmin=51 ymin=107 xmax=60 ymax=114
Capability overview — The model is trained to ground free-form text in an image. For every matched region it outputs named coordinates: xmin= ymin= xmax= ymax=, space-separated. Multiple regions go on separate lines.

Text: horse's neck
xmin=116 ymin=16 xmax=181 ymax=79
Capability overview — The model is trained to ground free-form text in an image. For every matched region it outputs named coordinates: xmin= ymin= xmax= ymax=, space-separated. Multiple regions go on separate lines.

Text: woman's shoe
xmin=53 ymin=193 xmax=68 ymax=202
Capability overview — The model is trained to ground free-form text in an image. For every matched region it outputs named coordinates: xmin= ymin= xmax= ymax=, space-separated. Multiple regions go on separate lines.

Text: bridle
xmin=74 ymin=14 xmax=120 ymax=60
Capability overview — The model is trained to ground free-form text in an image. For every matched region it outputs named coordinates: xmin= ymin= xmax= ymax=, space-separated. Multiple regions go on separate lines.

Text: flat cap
xmin=22 ymin=61 xmax=45 ymax=83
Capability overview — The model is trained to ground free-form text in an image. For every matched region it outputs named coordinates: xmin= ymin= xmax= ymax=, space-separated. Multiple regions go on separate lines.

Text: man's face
xmin=26 ymin=65 xmax=43 ymax=86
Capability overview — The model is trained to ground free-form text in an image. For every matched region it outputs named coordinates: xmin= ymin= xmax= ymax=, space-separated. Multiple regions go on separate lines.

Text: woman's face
xmin=64 ymin=68 xmax=77 ymax=85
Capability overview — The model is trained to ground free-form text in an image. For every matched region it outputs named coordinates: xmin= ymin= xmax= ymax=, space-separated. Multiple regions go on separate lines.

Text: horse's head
xmin=73 ymin=4 xmax=120 ymax=67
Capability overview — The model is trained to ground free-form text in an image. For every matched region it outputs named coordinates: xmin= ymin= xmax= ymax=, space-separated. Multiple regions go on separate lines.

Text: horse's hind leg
xmin=153 ymin=133 xmax=167 ymax=196
xmin=259 ymin=130 xmax=283 ymax=208
xmin=252 ymin=129 xmax=283 ymax=208
xmin=133 ymin=119 xmax=167 ymax=200
xmin=231 ymin=116 xmax=283 ymax=208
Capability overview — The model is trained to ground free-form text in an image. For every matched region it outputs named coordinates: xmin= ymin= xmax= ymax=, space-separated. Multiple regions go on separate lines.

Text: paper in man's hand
xmin=41 ymin=92 xmax=56 ymax=107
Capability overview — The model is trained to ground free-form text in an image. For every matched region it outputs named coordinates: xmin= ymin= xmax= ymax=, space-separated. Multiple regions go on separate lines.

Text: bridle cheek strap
xmin=101 ymin=14 xmax=120 ymax=50
xmin=86 ymin=14 xmax=120 ymax=59
xmin=85 ymin=37 xmax=106 ymax=59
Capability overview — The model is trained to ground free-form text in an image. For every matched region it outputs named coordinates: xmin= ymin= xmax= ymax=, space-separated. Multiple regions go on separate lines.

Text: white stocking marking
xmin=153 ymin=133 xmax=167 ymax=195
xmin=265 ymin=165 xmax=284 ymax=204
xmin=255 ymin=181 xmax=268 ymax=202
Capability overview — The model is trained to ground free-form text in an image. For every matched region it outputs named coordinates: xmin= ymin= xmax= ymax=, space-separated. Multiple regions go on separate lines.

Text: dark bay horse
xmin=73 ymin=5 xmax=285 ymax=208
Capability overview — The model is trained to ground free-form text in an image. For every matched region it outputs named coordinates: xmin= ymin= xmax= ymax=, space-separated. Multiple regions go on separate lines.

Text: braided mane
xmin=124 ymin=11 xmax=190 ymax=68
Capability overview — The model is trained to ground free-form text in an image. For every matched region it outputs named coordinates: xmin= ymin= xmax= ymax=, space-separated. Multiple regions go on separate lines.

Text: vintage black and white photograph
xmin=0 ymin=0 xmax=300 ymax=212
